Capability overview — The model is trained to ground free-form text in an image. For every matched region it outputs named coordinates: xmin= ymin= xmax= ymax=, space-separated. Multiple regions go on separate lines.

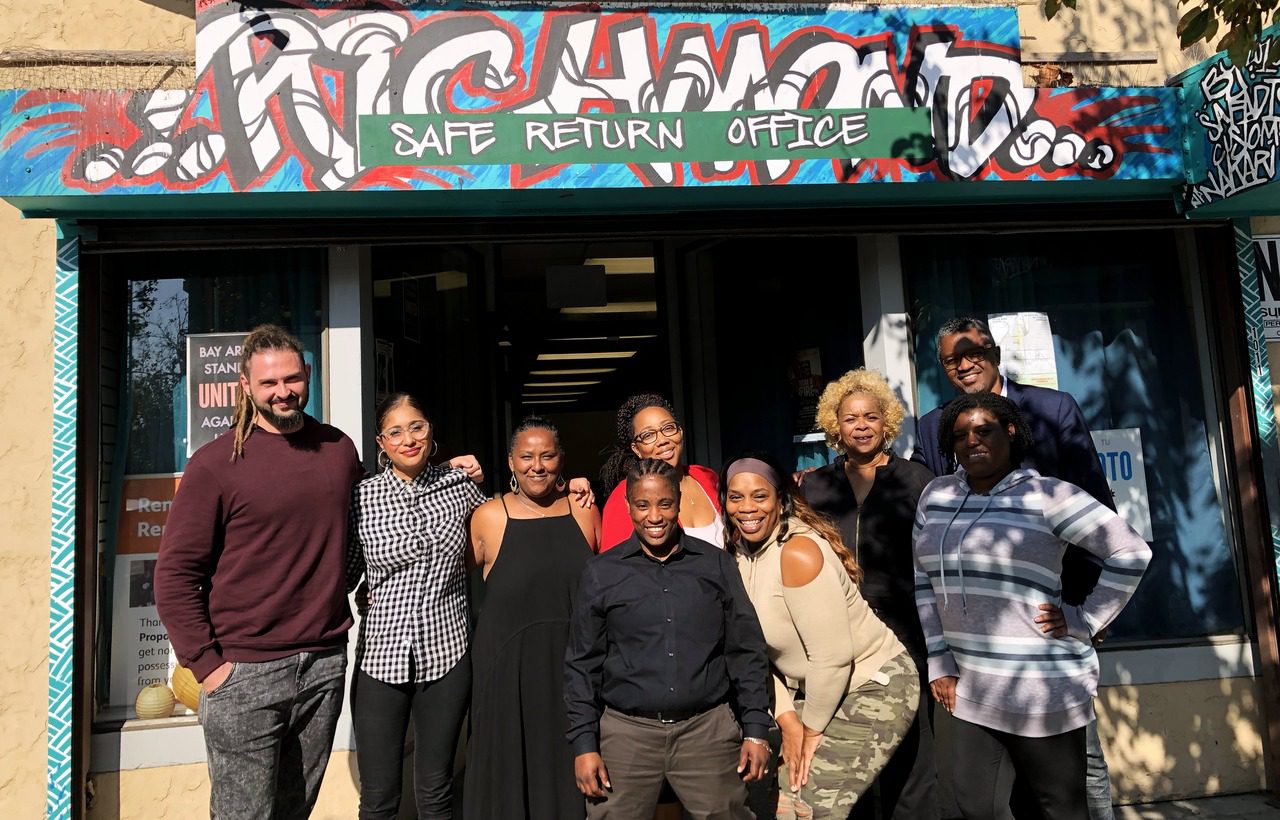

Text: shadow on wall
xmin=140 ymin=0 xmax=195 ymax=18
xmin=1099 ymin=678 xmax=1265 ymax=801
xmin=930 ymin=677 xmax=1265 ymax=813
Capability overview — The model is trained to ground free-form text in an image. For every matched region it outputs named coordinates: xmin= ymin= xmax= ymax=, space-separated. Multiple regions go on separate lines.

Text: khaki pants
xmin=588 ymin=704 xmax=753 ymax=820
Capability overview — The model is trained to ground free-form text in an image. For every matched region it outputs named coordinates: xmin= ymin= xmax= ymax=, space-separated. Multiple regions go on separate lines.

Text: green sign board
xmin=357 ymin=109 xmax=933 ymax=166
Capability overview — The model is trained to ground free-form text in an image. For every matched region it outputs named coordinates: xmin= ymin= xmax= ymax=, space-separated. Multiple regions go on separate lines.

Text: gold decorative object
xmin=134 ymin=683 xmax=176 ymax=720
xmin=170 ymin=665 xmax=200 ymax=712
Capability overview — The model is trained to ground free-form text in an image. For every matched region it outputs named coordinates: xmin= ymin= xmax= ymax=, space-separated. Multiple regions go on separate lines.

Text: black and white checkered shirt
xmin=347 ymin=465 xmax=487 ymax=684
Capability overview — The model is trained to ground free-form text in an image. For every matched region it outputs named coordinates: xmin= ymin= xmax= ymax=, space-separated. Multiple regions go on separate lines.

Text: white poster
xmin=987 ymin=311 xmax=1059 ymax=390
xmin=1090 ymin=428 xmax=1154 ymax=542
xmin=108 ymin=474 xmax=182 ymax=714
xmin=1251 ymin=235 xmax=1280 ymax=341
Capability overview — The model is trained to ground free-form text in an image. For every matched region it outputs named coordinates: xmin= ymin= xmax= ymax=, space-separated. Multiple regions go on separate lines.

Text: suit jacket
xmin=910 ymin=379 xmax=1116 ymax=605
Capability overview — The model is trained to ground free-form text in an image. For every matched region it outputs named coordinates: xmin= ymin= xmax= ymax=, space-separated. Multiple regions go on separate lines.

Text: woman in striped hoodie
xmin=913 ymin=393 xmax=1150 ymax=820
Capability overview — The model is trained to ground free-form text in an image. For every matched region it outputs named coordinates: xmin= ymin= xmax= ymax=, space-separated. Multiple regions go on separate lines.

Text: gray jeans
xmin=1085 ymin=718 xmax=1114 ymax=820
xmin=198 ymin=648 xmax=347 ymax=820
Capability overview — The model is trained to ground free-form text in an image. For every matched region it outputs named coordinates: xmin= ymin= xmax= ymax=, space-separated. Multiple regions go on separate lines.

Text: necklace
xmin=514 ymin=491 xmax=560 ymax=518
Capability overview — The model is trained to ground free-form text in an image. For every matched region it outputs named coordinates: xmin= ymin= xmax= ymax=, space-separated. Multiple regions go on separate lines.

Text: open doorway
xmin=369 ymin=232 xmax=865 ymax=491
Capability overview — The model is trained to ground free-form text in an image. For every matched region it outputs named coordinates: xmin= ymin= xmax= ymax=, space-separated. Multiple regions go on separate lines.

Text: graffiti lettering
xmin=4 ymin=4 xmax=1176 ymax=194
xmin=1190 ymin=37 xmax=1280 ymax=208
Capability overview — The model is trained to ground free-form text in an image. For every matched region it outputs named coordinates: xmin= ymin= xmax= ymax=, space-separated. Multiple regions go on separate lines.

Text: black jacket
xmin=804 ymin=454 xmax=935 ymax=659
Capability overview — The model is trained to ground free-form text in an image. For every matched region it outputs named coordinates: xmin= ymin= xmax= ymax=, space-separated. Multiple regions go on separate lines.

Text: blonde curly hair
xmin=815 ymin=368 xmax=906 ymax=454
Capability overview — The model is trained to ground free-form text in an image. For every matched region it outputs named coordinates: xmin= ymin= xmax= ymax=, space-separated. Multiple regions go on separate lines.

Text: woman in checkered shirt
xmin=347 ymin=392 xmax=489 ymax=820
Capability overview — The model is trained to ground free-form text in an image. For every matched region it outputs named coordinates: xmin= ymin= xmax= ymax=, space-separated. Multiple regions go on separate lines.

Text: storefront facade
xmin=1 ymin=2 xmax=1277 ymax=817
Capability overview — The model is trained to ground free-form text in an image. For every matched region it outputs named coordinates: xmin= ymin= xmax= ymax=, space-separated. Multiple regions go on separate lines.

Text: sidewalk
xmin=1116 ymin=793 xmax=1280 ymax=819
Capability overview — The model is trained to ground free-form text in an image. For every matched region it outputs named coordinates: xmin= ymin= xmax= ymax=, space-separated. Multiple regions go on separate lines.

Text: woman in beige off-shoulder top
xmin=720 ymin=453 xmax=920 ymax=820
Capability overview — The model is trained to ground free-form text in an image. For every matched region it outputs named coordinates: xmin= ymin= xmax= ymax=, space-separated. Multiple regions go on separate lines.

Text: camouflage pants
xmin=780 ymin=652 xmax=919 ymax=820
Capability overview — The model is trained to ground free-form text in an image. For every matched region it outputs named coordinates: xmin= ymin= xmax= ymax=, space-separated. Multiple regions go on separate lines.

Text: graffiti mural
xmin=1186 ymin=36 xmax=1280 ymax=208
xmin=0 ymin=3 xmax=1181 ymax=197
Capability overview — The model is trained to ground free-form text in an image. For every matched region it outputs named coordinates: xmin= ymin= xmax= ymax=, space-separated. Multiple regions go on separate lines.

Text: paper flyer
xmin=108 ymin=474 xmax=183 ymax=713
xmin=988 ymin=311 xmax=1059 ymax=390
xmin=1090 ymin=428 xmax=1154 ymax=541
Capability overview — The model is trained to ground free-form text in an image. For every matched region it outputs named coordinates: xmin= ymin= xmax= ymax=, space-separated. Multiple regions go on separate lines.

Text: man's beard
xmin=254 ymin=394 xmax=307 ymax=433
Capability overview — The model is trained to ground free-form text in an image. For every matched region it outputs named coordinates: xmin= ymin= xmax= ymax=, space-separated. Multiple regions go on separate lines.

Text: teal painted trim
xmin=1234 ymin=220 xmax=1280 ymax=592
xmin=47 ymin=224 xmax=78 ymax=820
xmin=4 ymin=177 xmax=1184 ymax=220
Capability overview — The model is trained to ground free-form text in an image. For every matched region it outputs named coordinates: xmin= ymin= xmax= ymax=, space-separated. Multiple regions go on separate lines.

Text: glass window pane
xmin=905 ymin=230 xmax=1245 ymax=642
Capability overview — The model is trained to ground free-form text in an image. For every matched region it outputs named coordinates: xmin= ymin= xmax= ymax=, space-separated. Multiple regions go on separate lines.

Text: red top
xmin=155 ymin=417 xmax=364 ymax=680
xmin=599 ymin=463 xmax=722 ymax=551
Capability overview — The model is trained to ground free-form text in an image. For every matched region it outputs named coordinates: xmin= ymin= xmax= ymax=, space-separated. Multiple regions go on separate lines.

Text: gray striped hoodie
xmin=912 ymin=467 xmax=1151 ymax=737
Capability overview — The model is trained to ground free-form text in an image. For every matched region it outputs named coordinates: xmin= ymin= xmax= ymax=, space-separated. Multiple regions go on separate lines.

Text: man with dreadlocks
xmin=155 ymin=324 xmax=365 ymax=819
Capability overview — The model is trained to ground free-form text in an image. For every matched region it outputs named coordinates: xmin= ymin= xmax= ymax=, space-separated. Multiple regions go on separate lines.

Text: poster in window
xmin=789 ymin=347 xmax=823 ymax=436
xmin=186 ymin=332 xmax=246 ymax=457
xmin=1251 ymin=235 xmax=1280 ymax=341
xmin=109 ymin=473 xmax=183 ymax=714
xmin=987 ymin=311 xmax=1059 ymax=390
xmin=1089 ymin=428 xmax=1154 ymax=541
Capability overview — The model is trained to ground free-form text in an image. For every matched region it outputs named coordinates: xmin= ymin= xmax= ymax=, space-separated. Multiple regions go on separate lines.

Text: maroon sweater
xmin=155 ymin=416 xmax=364 ymax=681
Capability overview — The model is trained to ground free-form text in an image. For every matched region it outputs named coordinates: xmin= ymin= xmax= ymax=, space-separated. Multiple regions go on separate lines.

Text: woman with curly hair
xmin=914 ymin=394 xmax=1150 ymax=820
xmin=723 ymin=452 xmax=919 ymax=820
xmin=802 ymin=368 xmax=938 ymax=819
xmin=599 ymin=393 xmax=722 ymax=551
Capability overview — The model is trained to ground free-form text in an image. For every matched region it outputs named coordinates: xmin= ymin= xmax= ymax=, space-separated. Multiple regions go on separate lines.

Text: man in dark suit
xmin=912 ymin=316 xmax=1118 ymax=820
xmin=911 ymin=317 xmax=1114 ymax=510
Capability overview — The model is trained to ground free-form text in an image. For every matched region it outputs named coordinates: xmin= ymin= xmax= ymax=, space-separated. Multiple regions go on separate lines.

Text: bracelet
xmin=744 ymin=736 xmax=772 ymax=754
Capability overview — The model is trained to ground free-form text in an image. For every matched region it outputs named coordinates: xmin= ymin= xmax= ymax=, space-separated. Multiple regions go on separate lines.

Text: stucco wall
xmin=931 ymin=677 xmax=1266 ymax=811
xmin=86 ymin=751 xmax=362 ymax=819
xmin=0 ymin=204 xmax=56 ymax=816
xmin=0 ymin=0 xmax=193 ymax=52
xmin=79 ymin=677 xmax=1265 ymax=817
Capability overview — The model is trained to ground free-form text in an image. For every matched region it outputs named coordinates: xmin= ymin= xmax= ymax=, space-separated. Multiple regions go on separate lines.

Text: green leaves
xmin=1165 ymin=1 xmax=1278 ymax=68
xmin=1180 ymin=8 xmax=1213 ymax=47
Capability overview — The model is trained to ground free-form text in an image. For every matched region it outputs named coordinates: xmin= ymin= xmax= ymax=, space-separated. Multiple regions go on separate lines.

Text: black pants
xmin=351 ymin=655 xmax=471 ymax=820
xmin=951 ymin=718 xmax=1086 ymax=820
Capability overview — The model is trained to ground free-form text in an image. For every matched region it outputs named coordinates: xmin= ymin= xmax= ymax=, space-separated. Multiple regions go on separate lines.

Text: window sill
xmin=91 ymin=711 xmax=206 ymax=772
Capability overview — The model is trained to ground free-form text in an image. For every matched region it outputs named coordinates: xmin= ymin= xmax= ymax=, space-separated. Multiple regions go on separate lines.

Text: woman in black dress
xmin=803 ymin=368 xmax=937 ymax=820
xmin=464 ymin=416 xmax=602 ymax=819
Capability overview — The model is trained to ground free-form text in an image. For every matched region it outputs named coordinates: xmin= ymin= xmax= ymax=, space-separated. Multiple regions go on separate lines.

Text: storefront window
xmin=905 ymin=230 xmax=1246 ymax=643
xmin=99 ymin=248 xmax=325 ymax=717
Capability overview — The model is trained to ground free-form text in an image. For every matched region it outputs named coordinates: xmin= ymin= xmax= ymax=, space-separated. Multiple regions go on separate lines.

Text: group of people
xmin=154 ymin=317 xmax=1151 ymax=820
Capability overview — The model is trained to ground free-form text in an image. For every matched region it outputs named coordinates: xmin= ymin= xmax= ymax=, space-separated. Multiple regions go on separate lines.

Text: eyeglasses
xmin=379 ymin=421 xmax=431 ymax=446
xmin=633 ymin=421 xmax=682 ymax=447
xmin=940 ymin=345 xmax=996 ymax=371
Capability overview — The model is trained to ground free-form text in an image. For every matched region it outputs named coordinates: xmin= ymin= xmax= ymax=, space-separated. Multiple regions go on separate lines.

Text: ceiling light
xmin=523 ymin=399 xmax=577 ymax=405
xmin=559 ymin=301 xmax=657 ymax=315
xmin=529 ymin=368 xmax=617 ymax=376
xmin=522 ymin=391 xmax=588 ymax=397
xmin=547 ymin=334 xmax=660 ymax=342
xmin=536 ymin=351 xmax=636 ymax=361
xmin=584 ymin=256 xmax=655 ymax=275
xmin=524 ymin=381 xmax=602 ymax=388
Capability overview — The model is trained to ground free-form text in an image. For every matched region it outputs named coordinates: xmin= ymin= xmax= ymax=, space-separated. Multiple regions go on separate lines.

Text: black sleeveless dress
xmin=463 ymin=499 xmax=593 ymax=819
